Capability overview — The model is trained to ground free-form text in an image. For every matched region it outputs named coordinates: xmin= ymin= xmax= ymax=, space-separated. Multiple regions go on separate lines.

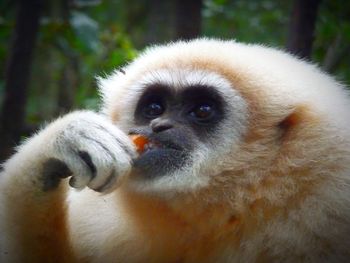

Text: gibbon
xmin=1 ymin=38 xmax=350 ymax=263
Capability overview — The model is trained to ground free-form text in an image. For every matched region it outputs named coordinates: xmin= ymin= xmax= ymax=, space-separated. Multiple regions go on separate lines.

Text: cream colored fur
xmin=1 ymin=38 xmax=350 ymax=262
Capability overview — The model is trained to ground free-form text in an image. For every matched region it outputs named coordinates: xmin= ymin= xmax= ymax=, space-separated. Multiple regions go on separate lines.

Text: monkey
xmin=1 ymin=38 xmax=350 ymax=263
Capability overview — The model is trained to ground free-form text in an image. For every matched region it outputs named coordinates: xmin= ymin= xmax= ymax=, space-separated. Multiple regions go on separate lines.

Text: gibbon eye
xmin=142 ymin=102 xmax=164 ymax=119
xmin=189 ymin=103 xmax=215 ymax=122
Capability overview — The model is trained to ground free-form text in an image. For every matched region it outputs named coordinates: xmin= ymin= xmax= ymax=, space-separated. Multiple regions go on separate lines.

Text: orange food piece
xmin=129 ymin=134 xmax=149 ymax=153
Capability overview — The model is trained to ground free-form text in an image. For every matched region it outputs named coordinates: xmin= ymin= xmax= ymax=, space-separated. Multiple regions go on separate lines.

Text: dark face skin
xmin=129 ymin=84 xmax=225 ymax=179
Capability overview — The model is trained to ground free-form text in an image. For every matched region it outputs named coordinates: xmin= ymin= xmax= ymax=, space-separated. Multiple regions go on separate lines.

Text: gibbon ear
xmin=279 ymin=111 xmax=300 ymax=130
xmin=278 ymin=106 xmax=308 ymax=141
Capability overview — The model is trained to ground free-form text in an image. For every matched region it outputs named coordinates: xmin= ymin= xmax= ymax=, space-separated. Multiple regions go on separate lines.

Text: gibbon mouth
xmin=141 ymin=137 xmax=183 ymax=154
xmin=129 ymin=131 xmax=184 ymax=155
xmin=132 ymin=144 xmax=189 ymax=178
xmin=129 ymin=132 xmax=192 ymax=178
xmin=143 ymin=140 xmax=161 ymax=153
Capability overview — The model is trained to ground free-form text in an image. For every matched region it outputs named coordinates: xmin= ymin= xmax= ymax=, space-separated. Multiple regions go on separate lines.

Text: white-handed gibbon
xmin=1 ymin=38 xmax=350 ymax=262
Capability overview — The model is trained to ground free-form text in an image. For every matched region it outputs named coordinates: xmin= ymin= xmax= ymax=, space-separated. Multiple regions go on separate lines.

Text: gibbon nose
xmin=150 ymin=118 xmax=175 ymax=133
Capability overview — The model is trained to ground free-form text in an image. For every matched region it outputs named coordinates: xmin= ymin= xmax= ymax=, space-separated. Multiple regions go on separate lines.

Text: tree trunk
xmin=0 ymin=0 xmax=43 ymax=161
xmin=286 ymin=0 xmax=321 ymax=60
xmin=175 ymin=0 xmax=202 ymax=40
xmin=145 ymin=0 xmax=176 ymax=44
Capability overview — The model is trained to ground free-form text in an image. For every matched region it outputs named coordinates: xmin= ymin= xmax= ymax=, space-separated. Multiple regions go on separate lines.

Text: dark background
xmin=0 ymin=0 xmax=349 ymax=161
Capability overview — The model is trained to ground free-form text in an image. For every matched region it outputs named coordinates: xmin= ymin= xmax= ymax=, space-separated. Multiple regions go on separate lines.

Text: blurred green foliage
xmin=0 ymin=0 xmax=349 ymax=127
xmin=203 ymin=0 xmax=291 ymax=45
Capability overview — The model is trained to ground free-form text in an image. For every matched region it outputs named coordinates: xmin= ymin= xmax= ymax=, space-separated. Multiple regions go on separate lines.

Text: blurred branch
xmin=56 ymin=47 xmax=79 ymax=115
xmin=175 ymin=0 xmax=202 ymax=40
xmin=0 ymin=0 xmax=43 ymax=161
xmin=286 ymin=0 xmax=322 ymax=60
xmin=322 ymin=34 xmax=350 ymax=73
xmin=145 ymin=0 xmax=175 ymax=44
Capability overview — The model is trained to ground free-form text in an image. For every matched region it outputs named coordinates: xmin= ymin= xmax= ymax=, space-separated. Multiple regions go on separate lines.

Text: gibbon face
xmin=98 ymin=38 xmax=349 ymax=195
xmin=105 ymin=68 xmax=248 ymax=193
